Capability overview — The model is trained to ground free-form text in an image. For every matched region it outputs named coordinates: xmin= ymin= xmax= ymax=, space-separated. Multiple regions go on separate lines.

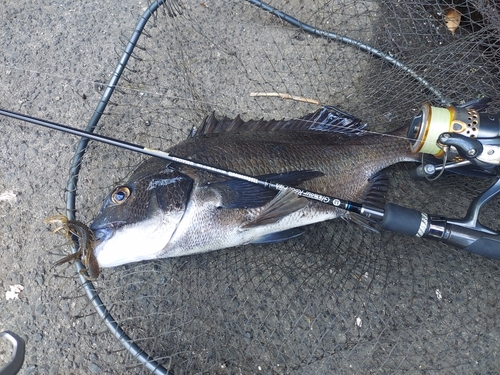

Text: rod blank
xmin=0 ymin=107 xmax=384 ymax=220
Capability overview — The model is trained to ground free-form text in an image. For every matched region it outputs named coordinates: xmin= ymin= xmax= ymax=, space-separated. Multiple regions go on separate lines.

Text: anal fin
xmin=251 ymin=228 xmax=304 ymax=244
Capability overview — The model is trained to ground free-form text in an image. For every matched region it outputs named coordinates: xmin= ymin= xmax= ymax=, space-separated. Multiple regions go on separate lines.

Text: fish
xmin=90 ymin=105 xmax=419 ymax=269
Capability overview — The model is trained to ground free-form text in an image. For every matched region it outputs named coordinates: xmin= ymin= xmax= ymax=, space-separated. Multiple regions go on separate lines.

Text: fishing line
xmin=1 ymin=0 xmax=442 ymax=144
xmin=0 ymin=62 xmax=415 ymax=141
xmin=0 ymin=62 xmax=228 ymax=110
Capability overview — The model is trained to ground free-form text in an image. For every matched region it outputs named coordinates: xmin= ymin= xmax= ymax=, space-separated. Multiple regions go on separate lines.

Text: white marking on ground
xmin=6 ymin=284 xmax=24 ymax=300
xmin=435 ymin=289 xmax=442 ymax=301
xmin=0 ymin=190 xmax=16 ymax=203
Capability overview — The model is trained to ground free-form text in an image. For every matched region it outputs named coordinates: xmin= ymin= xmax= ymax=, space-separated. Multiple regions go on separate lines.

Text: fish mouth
xmin=90 ymin=221 xmax=125 ymax=243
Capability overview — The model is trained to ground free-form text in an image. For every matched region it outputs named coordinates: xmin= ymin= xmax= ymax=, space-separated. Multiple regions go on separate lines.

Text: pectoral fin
xmin=212 ymin=170 xmax=323 ymax=209
xmin=244 ymin=189 xmax=308 ymax=228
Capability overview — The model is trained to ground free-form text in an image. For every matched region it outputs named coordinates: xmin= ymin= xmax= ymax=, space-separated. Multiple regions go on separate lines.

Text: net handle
xmin=64 ymin=1 xmax=172 ymax=374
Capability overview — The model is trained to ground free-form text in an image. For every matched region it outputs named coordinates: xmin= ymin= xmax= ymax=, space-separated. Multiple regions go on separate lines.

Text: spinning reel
xmin=377 ymin=98 xmax=500 ymax=259
xmin=407 ymin=98 xmax=500 ymax=178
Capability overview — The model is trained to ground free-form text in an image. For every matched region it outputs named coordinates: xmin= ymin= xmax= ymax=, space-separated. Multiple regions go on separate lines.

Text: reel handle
xmin=438 ymin=132 xmax=483 ymax=159
xmin=380 ymin=203 xmax=500 ymax=259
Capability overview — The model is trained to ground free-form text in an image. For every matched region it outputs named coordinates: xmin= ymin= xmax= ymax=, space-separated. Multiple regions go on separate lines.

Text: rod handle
xmin=380 ymin=203 xmax=500 ymax=260
xmin=444 ymin=224 xmax=500 ymax=259
xmin=380 ymin=203 xmax=423 ymax=236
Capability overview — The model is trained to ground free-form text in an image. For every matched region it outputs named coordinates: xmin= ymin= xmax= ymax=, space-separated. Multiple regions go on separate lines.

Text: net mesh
xmin=65 ymin=0 xmax=499 ymax=373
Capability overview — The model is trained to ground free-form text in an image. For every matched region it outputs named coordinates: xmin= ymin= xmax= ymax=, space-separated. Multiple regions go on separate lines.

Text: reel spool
xmin=408 ymin=102 xmax=500 ymax=158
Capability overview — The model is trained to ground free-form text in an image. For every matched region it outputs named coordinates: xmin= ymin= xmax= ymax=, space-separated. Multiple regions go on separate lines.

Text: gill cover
xmin=91 ymin=165 xmax=193 ymax=236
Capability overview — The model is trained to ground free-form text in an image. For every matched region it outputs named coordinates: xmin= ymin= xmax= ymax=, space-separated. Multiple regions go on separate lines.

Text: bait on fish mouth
xmin=2 ymin=100 xmax=500 ymax=263
xmin=44 ymin=214 xmax=100 ymax=279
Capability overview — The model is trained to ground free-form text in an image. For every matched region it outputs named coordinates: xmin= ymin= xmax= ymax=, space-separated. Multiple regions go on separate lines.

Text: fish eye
xmin=111 ymin=186 xmax=131 ymax=205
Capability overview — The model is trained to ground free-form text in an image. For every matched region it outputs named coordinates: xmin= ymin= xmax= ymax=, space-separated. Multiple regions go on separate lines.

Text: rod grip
xmin=380 ymin=203 xmax=500 ymax=260
xmin=444 ymin=224 xmax=500 ymax=260
xmin=463 ymin=238 xmax=500 ymax=259
xmin=380 ymin=203 xmax=423 ymax=236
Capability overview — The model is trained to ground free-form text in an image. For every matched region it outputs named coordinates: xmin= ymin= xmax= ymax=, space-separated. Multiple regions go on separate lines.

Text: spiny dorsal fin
xmin=191 ymin=105 xmax=366 ymax=137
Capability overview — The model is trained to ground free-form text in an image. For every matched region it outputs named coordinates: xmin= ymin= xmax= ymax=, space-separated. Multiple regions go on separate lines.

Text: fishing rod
xmin=1 ymin=107 xmax=500 ymax=259
xmin=0 ymin=108 xmax=379 ymax=216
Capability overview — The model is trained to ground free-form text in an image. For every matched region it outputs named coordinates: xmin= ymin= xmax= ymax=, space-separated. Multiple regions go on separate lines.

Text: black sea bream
xmin=90 ymin=106 xmax=418 ymax=268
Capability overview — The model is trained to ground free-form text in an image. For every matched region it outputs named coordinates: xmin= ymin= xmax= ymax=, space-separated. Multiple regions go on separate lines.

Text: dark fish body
xmin=91 ymin=107 xmax=418 ymax=268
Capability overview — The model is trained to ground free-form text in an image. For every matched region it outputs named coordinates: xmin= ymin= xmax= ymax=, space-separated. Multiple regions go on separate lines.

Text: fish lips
xmin=90 ymin=220 xmax=125 ymax=243
xmin=90 ymin=221 xmax=123 ymax=266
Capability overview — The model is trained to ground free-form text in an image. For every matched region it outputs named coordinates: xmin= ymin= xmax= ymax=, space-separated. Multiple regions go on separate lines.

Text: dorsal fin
xmin=190 ymin=105 xmax=367 ymax=137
